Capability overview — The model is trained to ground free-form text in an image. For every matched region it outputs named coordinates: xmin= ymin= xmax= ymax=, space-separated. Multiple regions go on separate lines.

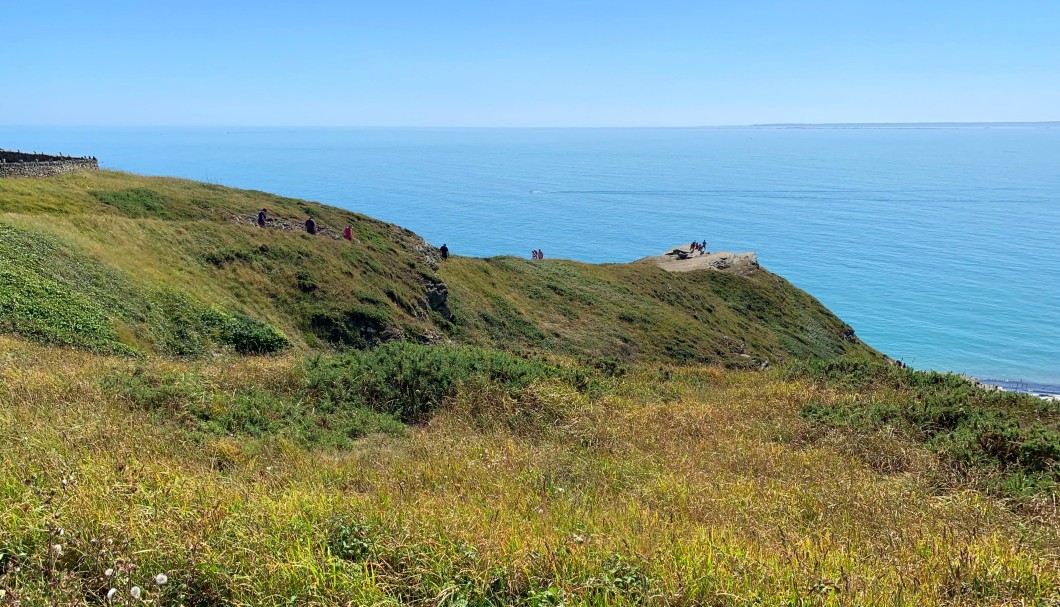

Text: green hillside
xmin=2 ymin=171 xmax=1057 ymax=606
xmin=0 ymin=170 xmax=873 ymax=365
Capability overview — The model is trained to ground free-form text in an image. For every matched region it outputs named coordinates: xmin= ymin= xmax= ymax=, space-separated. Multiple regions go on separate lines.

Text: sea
xmin=3 ymin=125 xmax=1058 ymax=394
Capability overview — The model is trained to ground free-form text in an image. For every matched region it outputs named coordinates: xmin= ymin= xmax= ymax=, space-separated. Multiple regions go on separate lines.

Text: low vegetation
xmin=2 ymin=338 xmax=1058 ymax=605
xmin=0 ymin=171 xmax=873 ymax=366
xmin=793 ymin=358 xmax=1060 ymax=497
xmin=2 ymin=172 xmax=1057 ymax=605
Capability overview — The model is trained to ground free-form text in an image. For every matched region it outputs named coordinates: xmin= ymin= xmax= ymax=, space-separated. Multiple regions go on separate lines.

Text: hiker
xmin=440 ymin=243 xmax=449 ymax=260
xmin=305 ymin=217 xmax=317 ymax=235
xmin=701 ymin=240 xmax=708 ymax=254
xmin=343 ymin=226 xmax=353 ymax=240
xmin=532 ymin=250 xmax=538 ymax=260
xmin=257 ymin=208 xmax=268 ymax=227
xmin=537 ymin=249 xmax=544 ymax=260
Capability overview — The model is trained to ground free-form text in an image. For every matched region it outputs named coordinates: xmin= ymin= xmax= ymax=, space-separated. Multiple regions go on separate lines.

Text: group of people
xmin=256 ymin=207 xmax=450 ymax=259
xmin=689 ymin=240 xmax=709 ymax=255
xmin=531 ymin=249 xmax=545 ymax=260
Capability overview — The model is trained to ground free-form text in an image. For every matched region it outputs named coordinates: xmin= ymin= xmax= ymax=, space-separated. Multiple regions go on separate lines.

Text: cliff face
xmin=0 ymin=170 xmax=876 ymax=364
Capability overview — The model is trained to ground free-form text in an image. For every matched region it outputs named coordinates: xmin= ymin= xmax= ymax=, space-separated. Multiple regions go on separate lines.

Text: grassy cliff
xmin=0 ymin=171 xmax=870 ymax=365
xmin=1 ymin=171 xmax=1058 ymax=606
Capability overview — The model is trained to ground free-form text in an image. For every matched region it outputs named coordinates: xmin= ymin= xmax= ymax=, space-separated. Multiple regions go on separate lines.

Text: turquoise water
xmin=3 ymin=126 xmax=1059 ymax=387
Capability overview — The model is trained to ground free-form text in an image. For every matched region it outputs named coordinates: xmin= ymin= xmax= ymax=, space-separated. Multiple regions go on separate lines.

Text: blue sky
xmin=4 ymin=1 xmax=1058 ymax=126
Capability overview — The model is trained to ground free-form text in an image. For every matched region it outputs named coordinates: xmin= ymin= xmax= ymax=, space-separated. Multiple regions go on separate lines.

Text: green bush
xmin=307 ymin=306 xmax=392 ymax=349
xmin=206 ymin=309 xmax=291 ymax=354
xmin=302 ymin=342 xmax=592 ymax=423
xmin=795 ymin=357 xmax=1060 ymax=496
xmin=104 ymin=368 xmax=403 ymax=448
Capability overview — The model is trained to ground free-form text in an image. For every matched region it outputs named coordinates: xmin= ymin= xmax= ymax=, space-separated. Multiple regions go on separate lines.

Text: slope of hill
xmin=1 ymin=171 xmax=1057 ymax=606
xmin=0 ymin=170 xmax=873 ymax=365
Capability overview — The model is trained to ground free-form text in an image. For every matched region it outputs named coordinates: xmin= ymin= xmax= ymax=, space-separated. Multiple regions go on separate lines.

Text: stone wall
xmin=0 ymin=151 xmax=99 ymax=178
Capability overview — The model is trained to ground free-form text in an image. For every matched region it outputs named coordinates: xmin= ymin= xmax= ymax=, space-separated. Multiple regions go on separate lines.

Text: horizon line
xmin=4 ymin=120 xmax=1060 ymax=129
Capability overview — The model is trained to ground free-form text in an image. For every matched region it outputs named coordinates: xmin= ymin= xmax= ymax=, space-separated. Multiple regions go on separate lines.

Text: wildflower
xmin=130 ymin=586 xmax=142 ymax=600
xmin=106 ymin=588 xmax=118 ymax=601
xmin=52 ymin=544 xmax=63 ymax=556
xmin=154 ymin=573 xmax=168 ymax=585
xmin=105 ymin=568 xmax=115 ymax=577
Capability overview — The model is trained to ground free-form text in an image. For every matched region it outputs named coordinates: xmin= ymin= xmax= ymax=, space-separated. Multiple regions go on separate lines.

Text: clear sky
xmin=4 ymin=0 xmax=1058 ymax=126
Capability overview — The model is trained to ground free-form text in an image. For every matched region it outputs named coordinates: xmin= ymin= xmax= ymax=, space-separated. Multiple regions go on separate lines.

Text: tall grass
xmin=1 ymin=337 xmax=1057 ymax=605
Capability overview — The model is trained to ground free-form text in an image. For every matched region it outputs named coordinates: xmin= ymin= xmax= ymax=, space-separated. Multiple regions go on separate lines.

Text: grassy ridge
xmin=0 ymin=171 xmax=874 ymax=365
xmin=440 ymin=255 xmax=865 ymax=366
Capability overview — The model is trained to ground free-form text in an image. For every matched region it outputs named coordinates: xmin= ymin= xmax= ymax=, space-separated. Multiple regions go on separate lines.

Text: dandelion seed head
xmin=105 ymin=568 xmax=114 ymax=577
xmin=154 ymin=573 xmax=168 ymax=585
xmin=106 ymin=588 xmax=118 ymax=600
xmin=52 ymin=544 xmax=63 ymax=556
xmin=130 ymin=586 xmax=142 ymax=600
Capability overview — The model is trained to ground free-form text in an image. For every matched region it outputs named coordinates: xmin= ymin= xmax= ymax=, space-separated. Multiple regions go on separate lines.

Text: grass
xmin=2 ymin=171 xmax=1057 ymax=605
xmin=1 ymin=171 xmax=445 ymax=354
xmin=792 ymin=357 xmax=1060 ymax=497
xmin=0 ymin=223 xmax=289 ymax=355
xmin=1 ymin=336 xmax=1058 ymax=605
xmin=439 ymin=256 xmax=870 ymax=366
xmin=0 ymin=171 xmax=876 ymax=366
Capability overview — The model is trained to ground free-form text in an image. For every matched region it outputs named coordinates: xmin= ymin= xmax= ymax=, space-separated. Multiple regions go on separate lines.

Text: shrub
xmin=103 ymin=366 xmax=403 ymax=448
xmin=216 ymin=312 xmax=290 ymax=354
xmin=302 ymin=342 xmax=591 ymax=423
xmin=795 ymin=356 xmax=1060 ymax=496
xmin=308 ymin=306 xmax=391 ymax=349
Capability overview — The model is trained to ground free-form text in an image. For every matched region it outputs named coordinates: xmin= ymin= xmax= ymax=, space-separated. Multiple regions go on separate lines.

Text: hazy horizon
xmin=5 ymin=121 xmax=1059 ymax=131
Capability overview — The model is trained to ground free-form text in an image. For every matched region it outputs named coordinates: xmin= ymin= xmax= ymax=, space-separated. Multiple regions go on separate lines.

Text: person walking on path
xmin=257 ymin=208 xmax=268 ymax=227
xmin=305 ymin=217 xmax=317 ymax=234
xmin=440 ymin=243 xmax=449 ymax=260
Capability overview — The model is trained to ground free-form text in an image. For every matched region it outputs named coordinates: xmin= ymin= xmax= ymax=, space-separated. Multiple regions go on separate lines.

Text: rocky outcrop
xmin=636 ymin=245 xmax=760 ymax=275
xmin=424 ymin=277 xmax=453 ymax=321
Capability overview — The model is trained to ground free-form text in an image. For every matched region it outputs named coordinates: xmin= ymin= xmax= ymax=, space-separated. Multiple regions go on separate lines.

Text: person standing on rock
xmin=440 ymin=243 xmax=449 ymax=259
xmin=305 ymin=217 xmax=317 ymax=235
xmin=257 ymin=208 xmax=268 ymax=227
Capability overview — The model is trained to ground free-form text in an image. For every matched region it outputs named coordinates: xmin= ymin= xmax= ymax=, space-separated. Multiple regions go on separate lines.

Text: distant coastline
xmin=745 ymin=121 xmax=1060 ymax=129
xmin=979 ymin=378 xmax=1060 ymax=401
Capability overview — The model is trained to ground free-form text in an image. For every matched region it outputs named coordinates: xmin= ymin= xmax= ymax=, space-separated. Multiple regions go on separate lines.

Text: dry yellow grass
xmin=1 ymin=335 xmax=1058 ymax=606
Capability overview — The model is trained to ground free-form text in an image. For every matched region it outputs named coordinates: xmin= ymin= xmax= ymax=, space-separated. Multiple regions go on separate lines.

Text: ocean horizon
xmin=3 ymin=125 xmax=1058 ymax=391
